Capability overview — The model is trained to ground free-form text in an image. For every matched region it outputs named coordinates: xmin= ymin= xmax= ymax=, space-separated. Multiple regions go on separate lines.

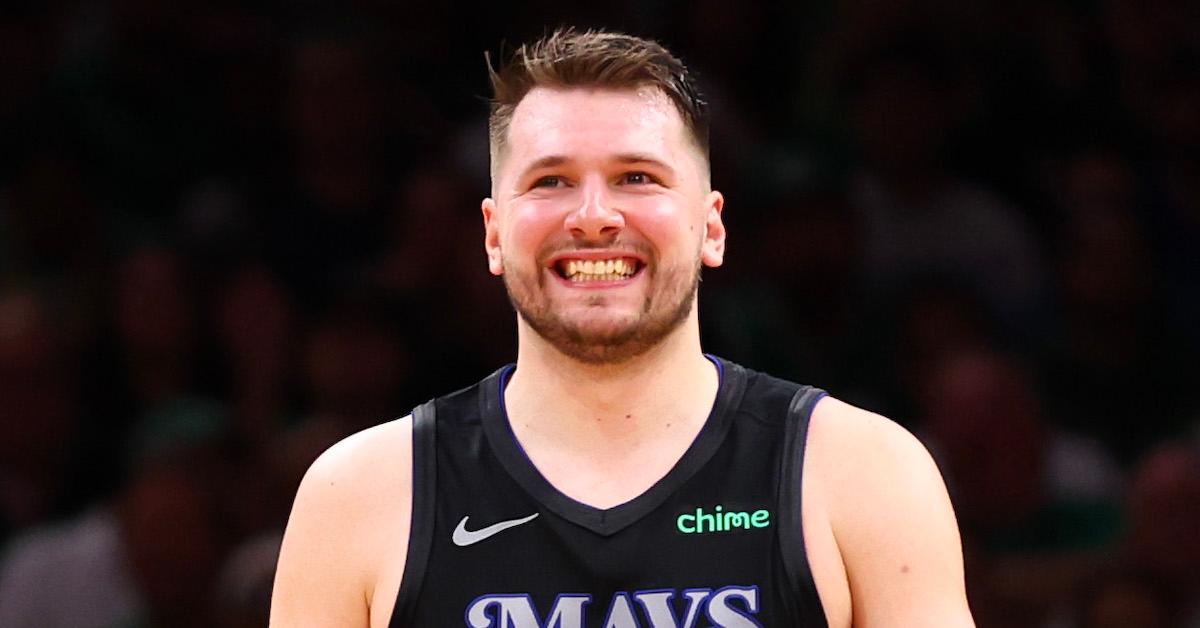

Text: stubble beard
xmin=502 ymin=255 xmax=701 ymax=365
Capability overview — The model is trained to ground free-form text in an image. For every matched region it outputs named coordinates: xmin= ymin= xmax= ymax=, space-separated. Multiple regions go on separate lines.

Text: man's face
xmin=483 ymin=86 xmax=725 ymax=364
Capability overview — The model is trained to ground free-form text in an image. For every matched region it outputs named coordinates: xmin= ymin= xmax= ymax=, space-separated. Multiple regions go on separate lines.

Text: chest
xmin=408 ymin=420 xmax=803 ymax=626
xmin=389 ymin=365 xmax=831 ymax=627
xmin=520 ymin=432 xmax=705 ymax=510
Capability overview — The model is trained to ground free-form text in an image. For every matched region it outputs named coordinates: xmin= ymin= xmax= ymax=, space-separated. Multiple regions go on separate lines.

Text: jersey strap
xmin=778 ymin=385 xmax=830 ymax=627
xmin=389 ymin=400 xmax=437 ymax=625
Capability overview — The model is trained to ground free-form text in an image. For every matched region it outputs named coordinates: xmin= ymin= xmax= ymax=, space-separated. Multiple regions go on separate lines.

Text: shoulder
xmin=805 ymin=396 xmax=951 ymax=538
xmin=301 ymin=417 xmax=413 ymax=498
xmin=271 ymin=417 xmax=414 ymax=627
xmin=804 ymin=397 xmax=975 ymax=626
xmin=286 ymin=416 xmax=414 ymax=562
xmin=806 ymin=397 xmax=938 ymax=488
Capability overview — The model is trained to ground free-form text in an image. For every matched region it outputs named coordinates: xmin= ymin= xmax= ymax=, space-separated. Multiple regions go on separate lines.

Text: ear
xmin=700 ymin=190 xmax=726 ymax=268
xmin=482 ymin=197 xmax=504 ymax=275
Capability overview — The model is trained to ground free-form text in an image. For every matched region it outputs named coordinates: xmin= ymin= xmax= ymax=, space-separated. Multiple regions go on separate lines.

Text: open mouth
xmin=552 ymin=257 xmax=643 ymax=283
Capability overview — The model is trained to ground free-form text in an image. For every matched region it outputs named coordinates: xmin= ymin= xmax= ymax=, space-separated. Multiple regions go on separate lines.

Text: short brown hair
xmin=486 ymin=28 xmax=708 ymax=171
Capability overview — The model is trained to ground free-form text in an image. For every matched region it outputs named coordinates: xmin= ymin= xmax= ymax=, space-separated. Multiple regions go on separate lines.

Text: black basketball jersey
xmin=389 ymin=356 xmax=829 ymax=627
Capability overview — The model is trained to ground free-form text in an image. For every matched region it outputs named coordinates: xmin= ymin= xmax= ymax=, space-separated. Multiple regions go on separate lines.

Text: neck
xmin=504 ymin=313 xmax=718 ymax=445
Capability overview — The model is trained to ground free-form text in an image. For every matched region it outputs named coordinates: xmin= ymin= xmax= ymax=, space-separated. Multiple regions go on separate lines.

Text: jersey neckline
xmin=478 ymin=355 xmax=748 ymax=537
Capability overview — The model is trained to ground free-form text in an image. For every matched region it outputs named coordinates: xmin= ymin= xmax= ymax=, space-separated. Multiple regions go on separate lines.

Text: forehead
xmin=504 ymin=86 xmax=690 ymax=167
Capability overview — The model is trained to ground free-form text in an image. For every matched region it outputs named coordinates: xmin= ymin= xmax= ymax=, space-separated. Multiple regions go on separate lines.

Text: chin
xmin=507 ymin=266 xmax=700 ymax=365
xmin=525 ymin=308 xmax=689 ymax=365
xmin=549 ymin=336 xmax=657 ymax=365
xmin=561 ymin=308 xmax=642 ymax=333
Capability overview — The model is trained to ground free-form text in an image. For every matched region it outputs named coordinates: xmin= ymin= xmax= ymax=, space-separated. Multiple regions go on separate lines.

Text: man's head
xmin=481 ymin=29 xmax=725 ymax=365
xmin=487 ymin=28 xmax=710 ymax=185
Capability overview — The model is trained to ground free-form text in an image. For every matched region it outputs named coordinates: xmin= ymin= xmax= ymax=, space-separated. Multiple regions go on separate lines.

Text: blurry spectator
xmin=845 ymin=31 xmax=1048 ymax=334
xmin=0 ymin=289 xmax=78 ymax=541
xmin=374 ymin=166 xmax=482 ymax=301
xmin=0 ymin=503 xmax=142 ymax=628
xmin=177 ymin=177 xmax=256 ymax=269
xmin=214 ymin=265 xmax=297 ymax=447
xmin=1123 ymin=442 xmax=1200 ymax=626
xmin=1105 ymin=0 xmax=1199 ymax=92
xmin=2 ymin=148 xmax=104 ymax=278
xmin=374 ymin=164 xmax=515 ymax=389
xmin=665 ymin=0 xmax=788 ymax=195
xmin=214 ymin=532 xmax=282 ymax=628
xmin=1046 ymin=148 xmax=1185 ymax=461
xmin=702 ymin=189 xmax=861 ymax=389
xmin=872 ymin=282 xmax=997 ymax=419
xmin=1068 ymin=567 xmax=1180 ymax=628
xmin=299 ymin=300 xmax=409 ymax=437
xmin=52 ymin=0 xmax=216 ymax=237
xmin=0 ymin=402 xmax=230 ymax=628
xmin=112 ymin=246 xmax=205 ymax=409
xmin=71 ymin=245 xmax=213 ymax=509
xmin=918 ymin=348 xmax=1123 ymax=626
xmin=1137 ymin=50 xmax=1200 ymax=359
xmin=260 ymin=31 xmax=391 ymax=301
xmin=1105 ymin=0 xmax=1200 ymax=364
xmin=116 ymin=459 xmax=224 ymax=628
xmin=286 ymin=32 xmax=384 ymax=212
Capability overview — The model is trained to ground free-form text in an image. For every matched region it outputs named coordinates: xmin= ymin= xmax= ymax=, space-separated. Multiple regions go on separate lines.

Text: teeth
xmin=560 ymin=258 xmax=637 ymax=282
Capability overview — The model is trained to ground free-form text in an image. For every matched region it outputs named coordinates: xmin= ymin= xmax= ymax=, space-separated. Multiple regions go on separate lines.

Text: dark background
xmin=1 ymin=1 xmax=1198 ymax=626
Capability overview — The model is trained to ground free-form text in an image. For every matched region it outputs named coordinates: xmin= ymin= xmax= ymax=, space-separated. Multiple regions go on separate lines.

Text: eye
xmin=619 ymin=172 xmax=658 ymax=185
xmin=532 ymin=175 xmax=567 ymax=188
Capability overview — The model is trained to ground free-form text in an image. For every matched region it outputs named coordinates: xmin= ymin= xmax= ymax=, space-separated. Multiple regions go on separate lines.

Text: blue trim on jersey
xmin=704 ymin=352 xmax=725 ymax=386
xmin=495 ymin=363 xmax=533 ymax=464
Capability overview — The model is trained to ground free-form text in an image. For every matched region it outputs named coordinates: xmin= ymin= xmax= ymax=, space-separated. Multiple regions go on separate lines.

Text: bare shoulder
xmin=807 ymin=397 xmax=939 ymax=490
xmin=270 ymin=417 xmax=414 ymax=628
xmin=303 ymin=417 xmax=414 ymax=497
xmin=287 ymin=417 xmax=414 ymax=536
xmin=805 ymin=397 xmax=975 ymax=627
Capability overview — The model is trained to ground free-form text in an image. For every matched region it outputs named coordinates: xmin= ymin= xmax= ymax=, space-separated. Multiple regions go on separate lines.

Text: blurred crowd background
xmin=0 ymin=0 xmax=1198 ymax=627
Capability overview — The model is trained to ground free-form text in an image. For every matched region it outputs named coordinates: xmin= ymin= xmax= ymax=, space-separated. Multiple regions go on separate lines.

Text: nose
xmin=563 ymin=178 xmax=624 ymax=240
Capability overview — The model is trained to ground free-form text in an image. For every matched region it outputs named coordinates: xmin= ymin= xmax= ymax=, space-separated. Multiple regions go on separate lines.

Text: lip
xmin=543 ymin=250 xmax=648 ymax=289
xmin=544 ymin=250 xmax=648 ymax=267
xmin=546 ymin=266 xmax=643 ymax=289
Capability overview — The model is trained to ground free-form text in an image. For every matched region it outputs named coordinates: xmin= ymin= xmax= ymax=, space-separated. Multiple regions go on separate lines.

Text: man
xmin=271 ymin=29 xmax=975 ymax=627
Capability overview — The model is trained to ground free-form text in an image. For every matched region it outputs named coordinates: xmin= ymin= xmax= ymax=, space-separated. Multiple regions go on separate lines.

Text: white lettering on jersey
xmin=705 ymin=587 xmax=761 ymax=628
xmin=464 ymin=586 xmax=761 ymax=628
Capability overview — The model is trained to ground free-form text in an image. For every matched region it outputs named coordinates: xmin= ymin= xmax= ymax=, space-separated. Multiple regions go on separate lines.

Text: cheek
xmin=506 ymin=206 xmax=561 ymax=265
xmin=629 ymin=198 xmax=701 ymax=252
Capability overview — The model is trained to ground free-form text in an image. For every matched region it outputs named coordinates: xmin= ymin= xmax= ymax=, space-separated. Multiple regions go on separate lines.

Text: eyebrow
xmin=515 ymin=153 xmax=678 ymax=181
xmin=614 ymin=153 xmax=678 ymax=178
xmin=516 ymin=155 xmax=570 ymax=182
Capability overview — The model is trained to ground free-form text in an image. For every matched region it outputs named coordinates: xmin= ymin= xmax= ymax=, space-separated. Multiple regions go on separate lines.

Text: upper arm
xmin=811 ymin=399 xmax=974 ymax=627
xmin=270 ymin=418 xmax=413 ymax=628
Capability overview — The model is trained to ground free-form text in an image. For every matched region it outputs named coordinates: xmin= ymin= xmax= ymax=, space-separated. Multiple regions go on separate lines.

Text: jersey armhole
xmin=778 ymin=386 xmax=830 ymax=627
xmin=389 ymin=400 xmax=437 ymax=627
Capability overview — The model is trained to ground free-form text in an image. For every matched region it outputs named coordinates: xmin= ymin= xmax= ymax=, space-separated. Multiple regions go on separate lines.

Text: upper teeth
xmin=563 ymin=259 xmax=636 ymax=281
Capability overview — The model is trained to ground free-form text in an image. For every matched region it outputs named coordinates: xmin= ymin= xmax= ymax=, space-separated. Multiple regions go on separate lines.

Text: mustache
xmin=536 ymin=239 xmax=654 ymax=264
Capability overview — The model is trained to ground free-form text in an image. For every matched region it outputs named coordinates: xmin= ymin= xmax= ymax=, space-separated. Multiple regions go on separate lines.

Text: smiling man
xmin=271 ymin=29 xmax=976 ymax=627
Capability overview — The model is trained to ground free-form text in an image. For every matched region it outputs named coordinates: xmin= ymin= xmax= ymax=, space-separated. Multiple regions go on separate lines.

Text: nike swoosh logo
xmin=452 ymin=513 xmax=539 ymax=547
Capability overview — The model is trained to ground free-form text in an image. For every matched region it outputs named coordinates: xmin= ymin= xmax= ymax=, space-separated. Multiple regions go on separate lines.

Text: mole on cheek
xmin=900 ymin=564 xmax=911 ymax=574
